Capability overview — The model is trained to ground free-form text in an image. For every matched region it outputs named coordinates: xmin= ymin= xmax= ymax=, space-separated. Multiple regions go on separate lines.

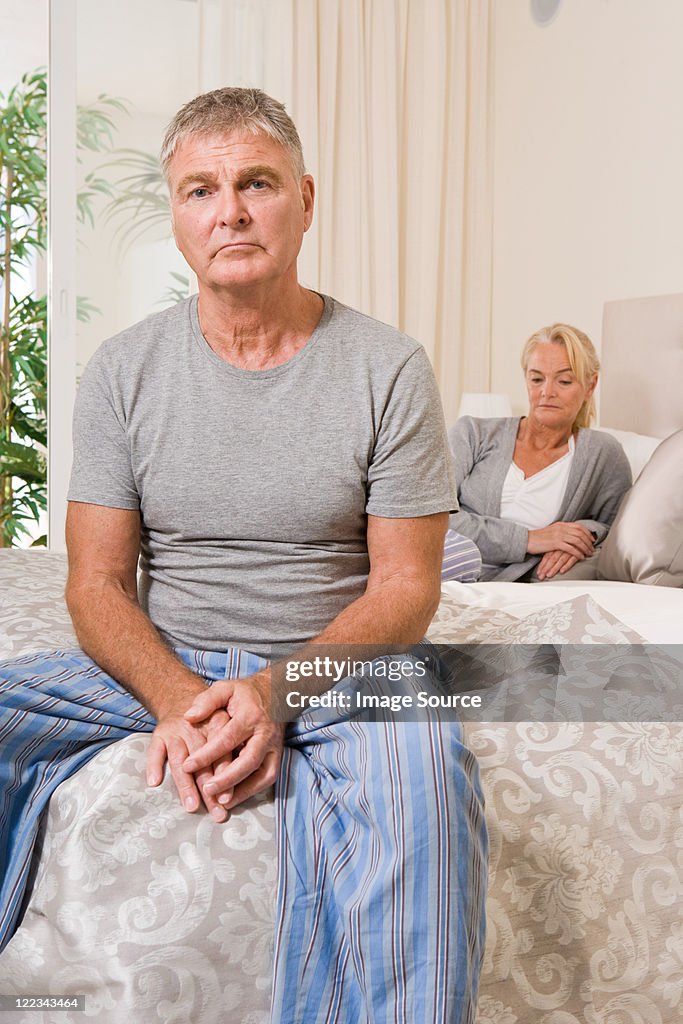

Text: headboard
xmin=600 ymin=293 xmax=683 ymax=438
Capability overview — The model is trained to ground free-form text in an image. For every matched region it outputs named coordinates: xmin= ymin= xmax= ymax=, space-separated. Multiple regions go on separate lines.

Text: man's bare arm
xmin=311 ymin=510 xmax=447 ymax=643
xmin=65 ymin=500 xmax=243 ymax=820
xmin=183 ymin=511 xmax=448 ymax=806
xmin=66 ymin=502 xmax=202 ymax=716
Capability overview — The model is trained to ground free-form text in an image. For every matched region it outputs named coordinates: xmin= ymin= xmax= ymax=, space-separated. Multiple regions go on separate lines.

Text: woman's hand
xmin=527 ymin=522 xmax=595 ymax=559
xmin=535 ymin=550 xmax=580 ymax=580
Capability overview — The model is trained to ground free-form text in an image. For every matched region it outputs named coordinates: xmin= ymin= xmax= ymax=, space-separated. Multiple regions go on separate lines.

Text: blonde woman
xmin=446 ymin=324 xmax=632 ymax=581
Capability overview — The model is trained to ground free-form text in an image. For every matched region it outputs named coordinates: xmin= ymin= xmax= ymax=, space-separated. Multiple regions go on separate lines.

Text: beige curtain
xmin=287 ymin=0 xmax=494 ymax=422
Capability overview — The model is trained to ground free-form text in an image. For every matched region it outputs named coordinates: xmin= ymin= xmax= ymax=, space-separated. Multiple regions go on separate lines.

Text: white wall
xmin=0 ymin=2 xmax=47 ymax=95
xmin=490 ymin=0 xmax=683 ymax=416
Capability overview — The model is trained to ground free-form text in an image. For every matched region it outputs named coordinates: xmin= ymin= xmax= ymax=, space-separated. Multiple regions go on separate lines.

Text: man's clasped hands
xmin=145 ymin=668 xmax=285 ymax=822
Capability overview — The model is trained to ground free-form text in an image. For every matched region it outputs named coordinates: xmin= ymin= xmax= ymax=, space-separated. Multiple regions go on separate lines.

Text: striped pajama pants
xmin=0 ymin=647 xmax=487 ymax=1023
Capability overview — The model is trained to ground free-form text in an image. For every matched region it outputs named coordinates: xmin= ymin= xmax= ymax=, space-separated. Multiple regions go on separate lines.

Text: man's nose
xmin=218 ymin=187 xmax=250 ymax=227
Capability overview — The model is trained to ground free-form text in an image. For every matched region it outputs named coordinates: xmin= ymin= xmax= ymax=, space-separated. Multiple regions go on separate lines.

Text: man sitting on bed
xmin=0 ymin=88 xmax=486 ymax=1022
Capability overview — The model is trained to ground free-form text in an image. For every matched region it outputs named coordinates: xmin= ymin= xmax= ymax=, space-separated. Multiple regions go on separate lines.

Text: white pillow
xmin=597 ymin=429 xmax=683 ymax=587
xmin=597 ymin=426 xmax=661 ymax=480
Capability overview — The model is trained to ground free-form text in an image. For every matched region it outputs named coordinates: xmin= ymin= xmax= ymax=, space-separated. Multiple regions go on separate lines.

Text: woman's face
xmin=524 ymin=342 xmax=596 ymax=430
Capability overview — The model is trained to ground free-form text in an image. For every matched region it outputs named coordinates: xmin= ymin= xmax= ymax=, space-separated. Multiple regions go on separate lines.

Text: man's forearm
xmin=316 ymin=571 xmax=438 ymax=646
xmin=66 ymin=574 xmax=206 ymax=720
xmin=260 ymin=571 xmax=441 ymax=713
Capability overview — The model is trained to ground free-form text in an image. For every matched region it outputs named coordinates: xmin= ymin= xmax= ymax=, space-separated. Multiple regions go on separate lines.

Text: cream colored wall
xmin=0 ymin=2 xmax=46 ymax=94
xmin=490 ymin=0 xmax=683 ymax=417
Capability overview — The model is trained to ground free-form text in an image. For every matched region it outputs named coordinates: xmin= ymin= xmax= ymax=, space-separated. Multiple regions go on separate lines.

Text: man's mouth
xmin=214 ymin=242 xmax=259 ymax=257
xmin=211 ymin=239 xmax=264 ymax=256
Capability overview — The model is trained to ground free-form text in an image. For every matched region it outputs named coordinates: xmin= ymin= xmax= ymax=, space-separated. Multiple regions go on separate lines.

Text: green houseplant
xmin=0 ymin=70 xmax=48 ymax=547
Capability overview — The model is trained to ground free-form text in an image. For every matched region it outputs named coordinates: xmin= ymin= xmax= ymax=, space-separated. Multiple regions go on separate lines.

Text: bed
xmin=1 ymin=555 xmax=682 ymax=1024
xmin=0 ymin=294 xmax=682 ymax=1023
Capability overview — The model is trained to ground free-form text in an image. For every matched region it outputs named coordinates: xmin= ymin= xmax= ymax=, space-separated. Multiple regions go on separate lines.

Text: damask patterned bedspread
xmin=0 ymin=551 xmax=681 ymax=1024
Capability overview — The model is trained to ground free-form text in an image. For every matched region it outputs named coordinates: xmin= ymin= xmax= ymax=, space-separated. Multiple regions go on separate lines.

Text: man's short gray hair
xmin=160 ymin=87 xmax=306 ymax=180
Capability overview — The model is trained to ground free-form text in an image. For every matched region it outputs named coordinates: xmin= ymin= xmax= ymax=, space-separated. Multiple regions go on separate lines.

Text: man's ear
xmin=301 ymin=175 xmax=315 ymax=232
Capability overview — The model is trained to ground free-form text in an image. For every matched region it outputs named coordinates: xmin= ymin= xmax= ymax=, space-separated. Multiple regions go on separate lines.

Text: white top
xmin=500 ymin=435 xmax=575 ymax=530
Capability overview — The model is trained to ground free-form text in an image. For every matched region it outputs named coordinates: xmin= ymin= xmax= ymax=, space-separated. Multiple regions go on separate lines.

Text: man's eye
xmin=248 ymin=180 xmax=269 ymax=190
xmin=191 ymin=187 xmax=210 ymax=198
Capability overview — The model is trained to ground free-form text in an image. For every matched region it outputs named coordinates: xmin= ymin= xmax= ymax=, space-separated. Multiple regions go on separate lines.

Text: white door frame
xmin=47 ymin=0 xmax=77 ymax=550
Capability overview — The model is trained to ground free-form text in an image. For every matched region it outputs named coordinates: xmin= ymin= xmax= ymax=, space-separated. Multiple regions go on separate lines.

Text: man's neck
xmin=196 ymin=282 xmax=325 ymax=370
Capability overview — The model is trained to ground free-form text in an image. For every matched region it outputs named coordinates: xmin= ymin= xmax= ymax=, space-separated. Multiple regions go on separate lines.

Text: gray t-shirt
xmin=69 ymin=294 xmax=457 ymax=655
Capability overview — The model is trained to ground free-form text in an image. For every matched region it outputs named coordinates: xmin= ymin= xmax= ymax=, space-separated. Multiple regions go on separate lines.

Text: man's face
xmin=167 ymin=131 xmax=314 ymax=292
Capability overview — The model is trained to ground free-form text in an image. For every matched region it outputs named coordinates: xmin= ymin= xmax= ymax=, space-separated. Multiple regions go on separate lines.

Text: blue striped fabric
xmin=1 ymin=648 xmax=487 ymax=1022
xmin=441 ymin=530 xmax=482 ymax=583
xmin=272 ymin=663 xmax=488 ymax=1023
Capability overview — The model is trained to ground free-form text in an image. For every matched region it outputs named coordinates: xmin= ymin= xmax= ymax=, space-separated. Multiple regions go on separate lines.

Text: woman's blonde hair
xmin=520 ymin=323 xmax=600 ymax=429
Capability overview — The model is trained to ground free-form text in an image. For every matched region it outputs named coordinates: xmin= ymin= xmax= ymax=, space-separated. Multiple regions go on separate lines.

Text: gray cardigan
xmin=448 ymin=416 xmax=633 ymax=581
